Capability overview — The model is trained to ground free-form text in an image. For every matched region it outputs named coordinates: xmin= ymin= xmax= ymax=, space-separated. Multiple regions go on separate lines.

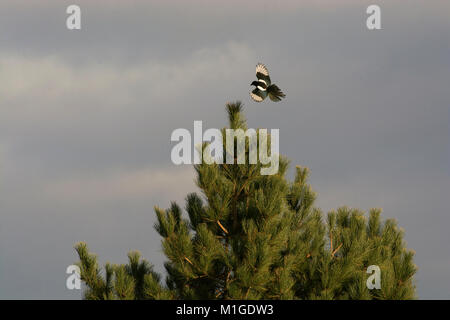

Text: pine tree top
xmin=75 ymin=103 xmax=416 ymax=300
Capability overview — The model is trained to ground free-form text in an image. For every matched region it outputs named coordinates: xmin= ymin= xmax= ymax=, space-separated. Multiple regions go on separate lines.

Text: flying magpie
xmin=250 ymin=63 xmax=285 ymax=102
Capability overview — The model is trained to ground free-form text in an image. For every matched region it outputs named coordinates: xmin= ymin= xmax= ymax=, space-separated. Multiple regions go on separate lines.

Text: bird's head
xmin=250 ymin=80 xmax=259 ymax=87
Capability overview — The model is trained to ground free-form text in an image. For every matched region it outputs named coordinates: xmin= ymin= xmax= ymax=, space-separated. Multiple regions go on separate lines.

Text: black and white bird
xmin=250 ymin=63 xmax=285 ymax=102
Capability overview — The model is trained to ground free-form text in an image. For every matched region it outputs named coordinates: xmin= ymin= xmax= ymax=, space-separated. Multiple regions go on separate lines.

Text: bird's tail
xmin=267 ymin=84 xmax=286 ymax=102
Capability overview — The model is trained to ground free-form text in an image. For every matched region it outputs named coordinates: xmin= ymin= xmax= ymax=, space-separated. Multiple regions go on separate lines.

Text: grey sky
xmin=0 ymin=0 xmax=449 ymax=299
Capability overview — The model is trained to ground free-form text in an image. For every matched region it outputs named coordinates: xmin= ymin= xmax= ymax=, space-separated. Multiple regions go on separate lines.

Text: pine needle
xmin=331 ymin=243 xmax=343 ymax=257
xmin=217 ymin=220 xmax=229 ymax=234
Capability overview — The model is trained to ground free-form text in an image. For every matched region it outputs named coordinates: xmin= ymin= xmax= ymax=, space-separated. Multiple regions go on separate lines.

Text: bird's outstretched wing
xmin=250 ymin=87 xmax=267 ymax=102
xmin=256 ymin=63 xmax=271 ymax=86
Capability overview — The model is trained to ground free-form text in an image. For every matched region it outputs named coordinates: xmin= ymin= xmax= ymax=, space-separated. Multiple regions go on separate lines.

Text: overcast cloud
xmin=0 ymin=0 xmax=449 ymax=299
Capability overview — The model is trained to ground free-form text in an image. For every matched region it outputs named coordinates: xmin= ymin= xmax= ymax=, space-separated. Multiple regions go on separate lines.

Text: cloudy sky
xmin=0 ymin=0 xmax=448 ymax=299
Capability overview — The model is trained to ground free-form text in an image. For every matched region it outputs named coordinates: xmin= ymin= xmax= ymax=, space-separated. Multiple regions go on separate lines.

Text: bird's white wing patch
xmin=250 ymin=91 xmax=264 ymax=102
xmin=256 ymin=63 xmax=269 ymax=76
xmin=258 ymin=79 xmax=267 ymax=85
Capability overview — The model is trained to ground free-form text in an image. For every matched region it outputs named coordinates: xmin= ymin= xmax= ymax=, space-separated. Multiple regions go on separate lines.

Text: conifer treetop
xmin=75 ymin=102 xmax=416 ymax=300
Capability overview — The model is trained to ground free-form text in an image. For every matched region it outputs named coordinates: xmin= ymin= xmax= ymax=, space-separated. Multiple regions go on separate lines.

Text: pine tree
xmin=75 ymin=102 xmax=416 ymax=300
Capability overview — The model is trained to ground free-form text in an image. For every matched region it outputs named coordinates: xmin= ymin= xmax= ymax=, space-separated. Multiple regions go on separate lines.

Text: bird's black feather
xmin=267 ymin=84 xmax=285 ymax=102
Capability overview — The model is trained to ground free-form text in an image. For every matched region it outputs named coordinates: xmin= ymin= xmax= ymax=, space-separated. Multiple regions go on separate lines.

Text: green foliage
xmin=75 ymin=102 xmax=416 ymax=300
xmin=75 ymin=243 xmax=172 ymax=300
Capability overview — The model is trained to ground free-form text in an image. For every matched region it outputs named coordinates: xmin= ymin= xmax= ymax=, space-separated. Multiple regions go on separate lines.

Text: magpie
xmin=250 ymin=63 xmax=285 ymax=102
